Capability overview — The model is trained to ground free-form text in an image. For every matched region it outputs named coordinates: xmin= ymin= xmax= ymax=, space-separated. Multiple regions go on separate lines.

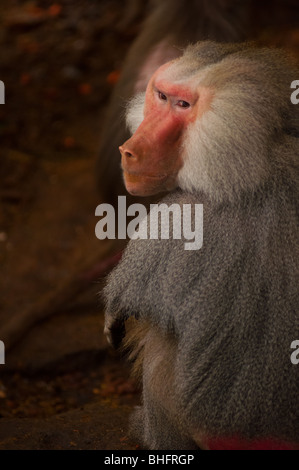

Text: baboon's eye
xmin=177 ymin=100 xmax=190 ymax=108
xmin=158 ymin=91 xmax=167 ymax=101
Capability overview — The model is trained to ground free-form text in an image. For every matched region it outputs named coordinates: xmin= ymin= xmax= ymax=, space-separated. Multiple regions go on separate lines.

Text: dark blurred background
xmin=0 ymin=0 xmax=298 ymax=450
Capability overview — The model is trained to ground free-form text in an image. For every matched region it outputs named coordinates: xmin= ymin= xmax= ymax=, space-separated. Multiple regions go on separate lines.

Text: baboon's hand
xmin=104 ymin=317 xmax=126 ymax=349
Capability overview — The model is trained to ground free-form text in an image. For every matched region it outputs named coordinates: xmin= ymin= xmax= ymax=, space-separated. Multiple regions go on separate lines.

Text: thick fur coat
xmin=103 ymin=42 xmax=299 ymax=450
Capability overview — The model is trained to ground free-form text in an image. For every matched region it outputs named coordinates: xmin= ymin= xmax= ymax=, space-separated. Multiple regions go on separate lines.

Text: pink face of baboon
xmin=119 ymin=62 xmax=213 ymax=197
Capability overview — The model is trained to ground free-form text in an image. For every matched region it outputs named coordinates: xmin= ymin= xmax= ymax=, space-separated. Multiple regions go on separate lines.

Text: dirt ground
xmin=0 ymin=0 xmax=298 ymax=451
